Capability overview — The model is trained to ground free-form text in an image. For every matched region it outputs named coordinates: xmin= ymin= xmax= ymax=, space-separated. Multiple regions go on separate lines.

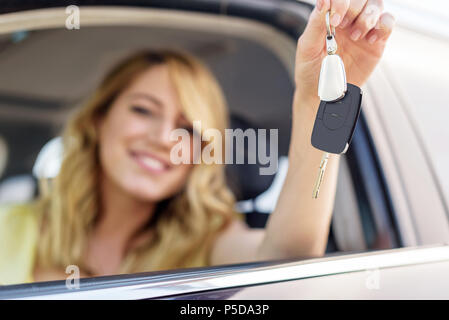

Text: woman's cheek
xmin=120 ymin=113 xmax=148 ymax=136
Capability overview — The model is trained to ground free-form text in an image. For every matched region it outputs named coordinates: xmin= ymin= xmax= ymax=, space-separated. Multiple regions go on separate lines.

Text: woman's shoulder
xmin=0 ymin=203 xmax=37 ymax=235
xmin=0 ymin=203 xmax=39 ymax=285
xmin=0 ymin=202 xmax=34 ymax=216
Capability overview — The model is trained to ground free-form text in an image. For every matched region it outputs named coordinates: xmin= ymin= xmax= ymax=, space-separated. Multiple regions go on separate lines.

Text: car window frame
xmin=0 ymin=0 xmax=407 ymax=298
xmin=2 ymin=245 xmax=449 ymax=299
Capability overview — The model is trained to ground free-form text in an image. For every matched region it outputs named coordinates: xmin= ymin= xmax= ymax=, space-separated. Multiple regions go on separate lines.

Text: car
xmin=0 ymin=0 xmax=448 ymax=299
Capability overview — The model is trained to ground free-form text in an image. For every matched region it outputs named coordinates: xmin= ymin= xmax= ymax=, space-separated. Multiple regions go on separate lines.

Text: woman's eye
xmin=131 ymin=106 xmax=153 ymax=116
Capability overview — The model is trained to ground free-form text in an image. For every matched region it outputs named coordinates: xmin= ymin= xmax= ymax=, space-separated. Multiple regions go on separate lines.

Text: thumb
xmin=297 ymin=0 xmax=332 ymax=59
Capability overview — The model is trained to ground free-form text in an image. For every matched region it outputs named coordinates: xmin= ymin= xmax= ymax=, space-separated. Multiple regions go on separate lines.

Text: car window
xmin=0 ymin=3 xmax=396 ymax=290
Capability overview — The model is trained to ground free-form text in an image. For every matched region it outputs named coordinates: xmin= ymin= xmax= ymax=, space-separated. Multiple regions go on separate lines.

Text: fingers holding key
xmin=338 ymin=0 xmax=367 ymax=29
xmin=297 ymin=0 xmax=392 ymax=63
xmin=314 ymin=0 xmax=350 ymax=27
xmin=348 ymin=0 xmax=384 ymax=41
xmin=365 ymin=12 xmax=396 ymax=44
xmin=328 ymin=0 xmax=350 ymax=27
xmin=297 ymin=0 xmax=350 ymax=58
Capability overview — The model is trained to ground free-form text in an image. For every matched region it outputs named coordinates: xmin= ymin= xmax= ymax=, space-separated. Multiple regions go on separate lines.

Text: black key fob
xmin=311 ymin=83 xmax=362 ymax=154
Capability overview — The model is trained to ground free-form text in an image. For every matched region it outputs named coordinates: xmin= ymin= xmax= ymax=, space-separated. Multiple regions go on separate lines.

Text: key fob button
xmin=323 ymin=111 xmax=346 ymax=129
xmin=322 ymin=97 xmax=350 ymax=130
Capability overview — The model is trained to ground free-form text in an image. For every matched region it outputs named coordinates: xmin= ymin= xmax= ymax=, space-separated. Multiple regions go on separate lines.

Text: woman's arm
xmin=256 ymin=92 xmax=340 ymax=259
xmin=211 ymin=0 xmax=395 ymax=265
xmin=211 ymin=94 xmax=338 ymax=265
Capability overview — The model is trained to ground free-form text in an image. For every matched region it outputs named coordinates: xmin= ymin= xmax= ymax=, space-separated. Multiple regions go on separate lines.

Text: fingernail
xmin=381 ymin=15 xmax=395 ymax=29
xmin=368 ymin=35 xmax=377 ymax=44
xmin=365 ymin=4 xmax=379 ymax=16
xmin=351 ymin=29 xmax=361 ymax=41
xmin=316 ymin=0 xmax=323 ymax=12
xmin=339 ymin=17 xmax=349 ymax=28
xmin=331 ymin=13 xmax=341 ymax=26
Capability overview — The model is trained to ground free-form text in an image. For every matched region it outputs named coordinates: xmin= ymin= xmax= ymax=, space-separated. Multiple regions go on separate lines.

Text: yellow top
xmin=0 ymin=204 xmax=38 ymax=285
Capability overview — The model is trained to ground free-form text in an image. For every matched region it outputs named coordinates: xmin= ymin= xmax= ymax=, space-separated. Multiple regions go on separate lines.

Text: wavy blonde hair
xmin=35 ymin=50 xmax=239 ymax=275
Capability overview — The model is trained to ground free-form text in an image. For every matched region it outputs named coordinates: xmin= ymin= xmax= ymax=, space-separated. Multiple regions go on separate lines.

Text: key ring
xmin=325 ymin=11 xmax=337 ymax=54
xmin=325 ymin=11 xmax=335 ymax=38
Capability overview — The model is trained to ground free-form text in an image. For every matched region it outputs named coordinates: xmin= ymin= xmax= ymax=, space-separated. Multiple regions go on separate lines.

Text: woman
xmin=0 ymin=0 xmax=394 ymax=284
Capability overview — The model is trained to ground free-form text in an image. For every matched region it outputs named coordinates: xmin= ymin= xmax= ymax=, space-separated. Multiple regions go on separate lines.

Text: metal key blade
xmin=313 ymin=152 xmax=330 ymax=198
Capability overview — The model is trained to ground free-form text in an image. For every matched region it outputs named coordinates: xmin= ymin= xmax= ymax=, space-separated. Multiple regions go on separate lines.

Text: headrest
xmin=32 ymin=137 xmax=63 ymax=179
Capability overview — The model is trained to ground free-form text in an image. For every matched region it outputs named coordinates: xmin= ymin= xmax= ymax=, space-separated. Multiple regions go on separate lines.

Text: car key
xmin=311 ymin=11 xmax=363 ymax=198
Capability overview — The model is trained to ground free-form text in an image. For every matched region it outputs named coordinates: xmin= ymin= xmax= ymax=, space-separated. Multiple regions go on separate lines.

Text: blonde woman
xmin=0 ymin=0 xmax=394 ymax=285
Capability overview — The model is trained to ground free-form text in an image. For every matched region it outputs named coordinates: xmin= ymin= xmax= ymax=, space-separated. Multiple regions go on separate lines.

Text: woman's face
xmin=97 ymin=64 xmax=194 ymax=202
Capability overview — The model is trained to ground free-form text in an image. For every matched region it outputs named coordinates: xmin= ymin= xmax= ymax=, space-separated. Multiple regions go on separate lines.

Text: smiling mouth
xmin=130 ymin=151 xmax=170 ymax=174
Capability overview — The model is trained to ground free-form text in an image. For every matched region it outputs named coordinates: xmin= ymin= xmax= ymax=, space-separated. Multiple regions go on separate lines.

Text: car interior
xmin=0 ymin=5 xmax=399 ymax=280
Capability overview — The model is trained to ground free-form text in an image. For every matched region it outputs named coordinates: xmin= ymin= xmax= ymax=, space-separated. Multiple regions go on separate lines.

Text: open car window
xmin=0 ymin=1 xmax=400 ymax=295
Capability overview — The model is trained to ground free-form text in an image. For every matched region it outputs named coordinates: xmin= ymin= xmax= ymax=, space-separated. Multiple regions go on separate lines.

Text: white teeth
xmin=140 ymin=156 xmax=165 ymax=170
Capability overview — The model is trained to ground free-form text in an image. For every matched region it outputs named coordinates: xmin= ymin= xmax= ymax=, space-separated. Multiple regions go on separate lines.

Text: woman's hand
xmin=295 ymin=0 xmax=395 ymax=104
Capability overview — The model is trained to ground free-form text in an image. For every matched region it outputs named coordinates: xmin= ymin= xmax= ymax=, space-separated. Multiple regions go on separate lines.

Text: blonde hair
xmin=35 ymin=50 xmax=239 ymax=274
